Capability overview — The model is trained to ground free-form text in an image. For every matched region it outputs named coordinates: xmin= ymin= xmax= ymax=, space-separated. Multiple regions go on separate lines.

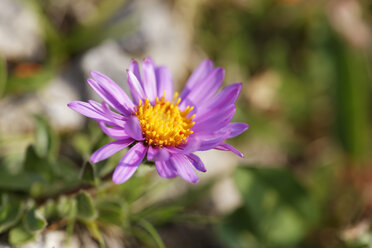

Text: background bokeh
xmin=0 ymin=0 xmax=372 ymax=247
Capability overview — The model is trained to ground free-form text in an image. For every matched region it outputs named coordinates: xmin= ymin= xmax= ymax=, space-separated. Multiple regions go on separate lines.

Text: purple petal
xmin=142 ymin=57 xmax=157 ymax=102
xmin=129 ymin=60 xmax=143 ymax=87
xmin=99 ymin=101 xmax=126 ymax=127
xmin=186 ymin=153 xmax=206 ymax=172
xmin=215 ymin=143 xmax=244 ymax=157
xmin=166 ymin=136 xmax=201 ymax=154
xmin=195 ymin=83 xmax=242 ymax=121
xmin=197 ymin=131 xmax=231 ymax=151
xmin=88 ymin=100 xmax=123 ymax=120
xmin=147 ymin=146 xmax=170 ymax=161
xmin=155 ymin=160 xmax=177 ymax=178
xmin=156 ymin=66 xmax=173 ymax=100
xmin=88 ymin=71 xmax=134 ymax=115
xmin=90 ymin=138 xmax=134 ymax=163
xmin=112 ymin=142 xmax=148 ymax=184
xmin=68 ymin=101 xmax=118 ymax=126
xmin=180 ymin=68 xmax=225 ymax=108
xmin=98 ymin=121 xmax=129 ymax=139
xmin=180 ymin=59 xmax=214 ymax=101
xmin=225 ymin=123 xmax=249 ymax=139
xmin=124 ymin=115 xmax=144 ymax=141
xmin=127 ymin=70 xmax=146 ymax=105
xmin=170 ymin=154 xmax=199 ymax=183
xmin=193 ymin=105 xmax=236 ymax=133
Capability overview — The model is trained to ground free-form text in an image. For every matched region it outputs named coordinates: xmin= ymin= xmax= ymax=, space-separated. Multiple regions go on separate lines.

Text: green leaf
xmin=96 ymin=198 xmax=125 ymax=226
xmin=24 ymin=145 xmax=54 ymax=182
xmin=85 ymin=221 xmax=106 ymax=248
xmin=56 ymin=196 xmax=75 ymax=219
xmin=0 ymin=170 xmax=44 ymax=192
xmin=75 ymin=192 xmax=97 ymax=221
xmin=233 ymin=166 xmax=319 ymax=247
xmin=135 ymin=219 xmax=165 ymax=248
xmin=9 ymin=226 xmax=36 ymax=246
xmin=24 ymin=208 xmax=47 ymax=232
xmin=0 ymin=202 xmax=23 ymax=233
xmin=79 ymin=162 xmax=97 ymax=185
xmin=34 ymin=115 xmax=59 ymax=159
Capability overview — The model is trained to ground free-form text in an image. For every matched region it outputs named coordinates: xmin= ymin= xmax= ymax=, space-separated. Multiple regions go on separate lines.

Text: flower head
xmin=68 ymin=58 xmax=248 ymax=184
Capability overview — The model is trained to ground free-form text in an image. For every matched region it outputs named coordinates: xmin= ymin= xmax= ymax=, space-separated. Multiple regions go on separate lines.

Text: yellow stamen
xmin=135 ymin=92 xmax=195 ymax=147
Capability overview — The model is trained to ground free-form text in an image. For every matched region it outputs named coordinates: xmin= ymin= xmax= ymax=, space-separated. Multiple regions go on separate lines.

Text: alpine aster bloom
xmin=68 ymin=58 xmax=248 ymax=184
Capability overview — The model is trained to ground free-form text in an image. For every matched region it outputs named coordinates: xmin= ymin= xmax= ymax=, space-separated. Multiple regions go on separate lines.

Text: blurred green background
xmin=0 ymin=0 xmax=372 ymax=247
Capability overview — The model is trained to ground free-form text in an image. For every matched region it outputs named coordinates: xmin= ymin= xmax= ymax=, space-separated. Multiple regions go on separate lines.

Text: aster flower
xmin=68 ymin=58 xmax=248 ymax=184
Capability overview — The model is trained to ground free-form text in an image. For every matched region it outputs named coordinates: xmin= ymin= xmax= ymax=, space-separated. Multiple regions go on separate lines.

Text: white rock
xmin=211 ymin=176 xmax=242 ymax=214
xmin=81 ymin=40 xmax=132 ymax=101
xmin=0 ymin=0 xmax=44 ymax=60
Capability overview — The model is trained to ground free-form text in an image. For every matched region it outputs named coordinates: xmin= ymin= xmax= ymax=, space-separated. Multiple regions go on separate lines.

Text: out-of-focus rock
xmin=135 ymin=0 xmax=191 ymax=84
xmin=0 ymin=0 xmax=44 ymax=60
xmin=38 ymin=67 xmax=85 ymax=132
xmin=81 ymin=40 xmax=132 ymax=101
xmin=211 ymin=176 xmax=242 ymax=214
xmin=328 ymin=0 xmax=372 ymax=49
xmin=245 ymin=70 xmax=281 ymax=112
xmin=81 ymin=0 xmax=192 ymax=96
xmin=0 ymin=67 xmax=84 ymax=137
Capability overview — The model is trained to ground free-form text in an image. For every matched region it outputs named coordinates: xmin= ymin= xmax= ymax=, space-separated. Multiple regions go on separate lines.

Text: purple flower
xmin=68 ymin=58 xmax=248 ymax=184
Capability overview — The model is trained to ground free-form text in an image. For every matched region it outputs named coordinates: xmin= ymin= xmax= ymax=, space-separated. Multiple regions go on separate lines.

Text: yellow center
xmin=135 ymin=92 xmax=195 ymax=147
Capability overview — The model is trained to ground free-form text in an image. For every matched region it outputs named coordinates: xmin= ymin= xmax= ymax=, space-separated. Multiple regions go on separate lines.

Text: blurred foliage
xmin=1 ymin=0 xmax=372 ymax=247
xmin=196 ymin=0 xmax=372 ymax=247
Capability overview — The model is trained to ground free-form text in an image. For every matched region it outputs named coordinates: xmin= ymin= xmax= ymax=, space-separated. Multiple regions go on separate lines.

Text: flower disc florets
xmin=135 ymin=92 xmax=195 ymax=147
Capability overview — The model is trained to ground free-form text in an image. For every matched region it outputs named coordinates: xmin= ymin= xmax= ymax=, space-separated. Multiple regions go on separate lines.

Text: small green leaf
xmin=75 ymin=192 xmax=97 ymax=221
xmin=24 ymin=145 xmax=54 ymax=182
xmin=56 ymin=196 xmax=75 ymax=218
xmin=24 ymin=208 xmax=47 ymax=232
xmin=136 ymin=219 xmax=165 ymax=248
xmin=0 ymin=170 xmax=44 ymax=192
xmin=79 ymin=162 xmax=97 ymax=185
xmin=96 ymin=198 xmax=124 ymax=226
xmin=34 ymin=115 xmax=59 ymax=159
xmin=85 ymin=221 xmax=106 ymax=248
xmin=0 ymin=202 xmax=23 ymax=233
xmin=9 ymin=226 xmax=36 ymax=246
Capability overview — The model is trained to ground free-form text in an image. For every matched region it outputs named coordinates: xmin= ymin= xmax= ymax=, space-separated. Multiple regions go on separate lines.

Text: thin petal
xmin=195 ymin=83 xmax=242 ymax=121
xmin=99 ymin=101 xmax=126 ymax=127
xmin=186 ymin=153 xmax=206 ymax=172
xmin=112 ymin=142 xmax=148 ymax=184
xmin=127 ymin=70 xmax=146 ymax=105
xmin=193 ymin=105 xmax=236 ymax=133
xmin=124 ymin=115 xmax=144 ymax=141
xmin=88 ymin=71 xmax=134 ymax=115
xmin=98 ymin=121 xmax=129 ymax=139
xmin=155 ymin=160 xmax=177 ymax=178
xmin=181 ymin=68 xmax=225 ymax=107
xmin=88 ymin=100 xmax=123 ymax=120
xmin=156 ymin=66 xmax=173 ymax=100
xmin=90 ymin=138 xmax=134 ymax=163
xmin=225 ymin=123 xmax=249 ymax=139
xmin=197 ymin=131 xmax=231 ymax=151
xmin=142 ymin=57 xmax=157 ymax=102
xmin=170 ymin=154 xmax=199 ymax=183
xmin=68 ymin=101 xmax=116 ymax=126
xmin=215 ymin=143 xmax=244 ymax=157
xmin=129 ymin=60 xmax=143 ymax=87
xmin=147 ymin=146 xmax=170 ymax=161
xmin=180 ymin=59 xmax=214 ymax=100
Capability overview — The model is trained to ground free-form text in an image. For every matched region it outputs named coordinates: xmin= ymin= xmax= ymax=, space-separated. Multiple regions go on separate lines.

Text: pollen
xmin=135 ymin=92 xmax=195 ymax=147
